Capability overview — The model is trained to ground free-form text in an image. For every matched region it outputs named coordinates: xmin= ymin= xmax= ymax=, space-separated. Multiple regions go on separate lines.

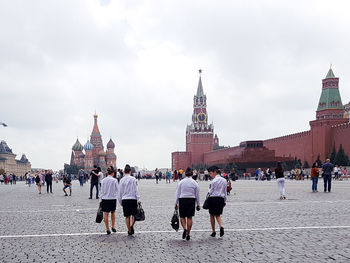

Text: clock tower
xmin=186 ymin=70 xmax=214 ymax=166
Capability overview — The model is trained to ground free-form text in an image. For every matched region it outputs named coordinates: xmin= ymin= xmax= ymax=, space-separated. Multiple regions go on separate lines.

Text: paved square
xmin=1 ymin=179 xmax=350 ymax=262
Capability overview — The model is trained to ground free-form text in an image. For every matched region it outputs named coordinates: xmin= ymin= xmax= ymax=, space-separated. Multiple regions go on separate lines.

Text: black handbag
xmin=135 ymin=203 xmax=145 ymax=221
xmin=203 ymin=193 xmax=210 ymax=210
xmin=95 ymin=202 xmax=103 ymax=223
xmin=171 ymin=209 xmax=179 ymax=231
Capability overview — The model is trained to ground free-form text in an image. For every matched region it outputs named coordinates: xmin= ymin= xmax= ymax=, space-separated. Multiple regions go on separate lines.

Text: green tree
xmin=330 ymin=144 xmax=337 ymax=164
xmin=303 ymin=160 xmax=310 ymax=168
xmin=64 ymin=164 xmax=80 ymax=175
xmin=335 ymin=144 xmax=350 ymax=166
xmin=315 ymin=154 xmax=322 ymax=167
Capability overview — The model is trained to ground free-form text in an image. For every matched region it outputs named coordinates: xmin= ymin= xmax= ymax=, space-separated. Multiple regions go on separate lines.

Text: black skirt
xmin=208 ymin=196 xmax=225 ymax=215
xmin=101 ymin=199 xmax=116 ymax=212
xmin=179 ymin=198 xmax=196 ymax=218
xmin=122 ymin=199 xmax=138 ymax=217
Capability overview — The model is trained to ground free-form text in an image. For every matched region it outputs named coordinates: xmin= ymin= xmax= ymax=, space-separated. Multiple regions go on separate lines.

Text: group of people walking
xmin=99 ymin=165 xmax=140 ymax=235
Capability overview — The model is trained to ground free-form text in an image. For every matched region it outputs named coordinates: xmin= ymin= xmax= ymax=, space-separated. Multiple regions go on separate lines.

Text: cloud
xmin=1 ymin=0 xmax=350 ymax=170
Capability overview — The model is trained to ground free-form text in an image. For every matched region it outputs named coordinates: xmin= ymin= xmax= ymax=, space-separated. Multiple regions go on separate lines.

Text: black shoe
xmin=182 ymin=229 xmax=187 ymax=239
xmin=210 ymin=232 xmax=216 ymax=237
xmin=64 ymin=194 xmax=68 ymax=196
xmin=130 ymin=226 xmax=134 ymax=235
xmin=106 ymin=230 xmax=111 ymax=235
xmin=128 ymin=231 xmax=132 ymax=236
xmin=69 ymin=194 xmax=71 ymax=196
xmin=186 ymin=235 xmax=190 ymax=241
xmin=112 ymin=228 xmax=116 ymax=233
xmin=220 ymin=227 xmax=224 ymax=237
xmin=88 ymin=197 xmax=92 ymax=199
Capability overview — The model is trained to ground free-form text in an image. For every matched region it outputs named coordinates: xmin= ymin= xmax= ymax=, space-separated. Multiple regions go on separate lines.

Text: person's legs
xmin=187 ymin=217 xmax=193 ymax=235
xmin=69 ymin=187 xmax=72 ymax=196
xmin=277 ymin=179 xmax=282 ymax=197
xmin=111 ymin=211 xmax=116 ymax=229
xmin=104 ymin=212 xmax=110 ymax=231
xmin=312 ymin=177 xmax=316 ymax=191
xmin=324 ymin=176 xmax=327 ymax=192
xmin=63 ymin=187 xmax=67 ymax=196
xmin=49 ymin=182 xmax=53 ymax=193
xmin=215 ymin=215 xmax=223 ymax=228
xmin=47 ymin=183 xmax=50 ymax=193
xmin=281 ymin=178 xmax=285 ymax=196
xmin=180 ymin=217 xmax=186 ymax=230
xmin=95 ymin=182 xmax=99 ymax=198
xmin=315 ymin=177 xmax=318 ymax=191
xmin=125 ymin=216 xmax=131 ymax=233
xmin=328 ymin=175 xmax=332 ymax=192
xmin=210 ymin=215 xmax=215 ymax=232
xmin=89 ymin=183 xmax=93 ymax=198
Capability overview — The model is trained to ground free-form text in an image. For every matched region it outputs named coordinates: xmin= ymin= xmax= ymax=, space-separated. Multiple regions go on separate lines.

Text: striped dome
xmin=72 ymin=138 xmax=84 ymax=151
xmin=84 ymin=140 xmax=94 ymax=151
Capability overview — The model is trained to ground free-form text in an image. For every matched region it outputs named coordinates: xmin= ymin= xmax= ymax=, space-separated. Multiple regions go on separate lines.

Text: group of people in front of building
xmin=98 ymin=164 xmax=227 ymax=240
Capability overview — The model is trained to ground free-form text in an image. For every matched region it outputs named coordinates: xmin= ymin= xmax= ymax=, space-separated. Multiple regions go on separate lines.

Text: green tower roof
xmin=317 ymin=68 xmax=343 ymax=111
xmin=325 ymin=68 xmax=336 ymax=79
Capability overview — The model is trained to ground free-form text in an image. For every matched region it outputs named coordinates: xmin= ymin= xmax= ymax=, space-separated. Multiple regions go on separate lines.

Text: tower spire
xmin=196 ymin=69 xmax=204 ymax=97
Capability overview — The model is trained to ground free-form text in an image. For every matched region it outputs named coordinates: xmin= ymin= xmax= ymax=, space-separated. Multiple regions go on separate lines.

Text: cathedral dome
xmin=107 ymin=138 xmax=115 ymax=149
xmin=84 ymin=140 xmax=94 ymax=151
xmin=72 ymin=138 xmax=84 ymax=151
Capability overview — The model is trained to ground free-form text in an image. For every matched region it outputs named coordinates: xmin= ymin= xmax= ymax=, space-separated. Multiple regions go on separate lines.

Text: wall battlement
xmin=264 ymin=130 xmax=311 ymax=143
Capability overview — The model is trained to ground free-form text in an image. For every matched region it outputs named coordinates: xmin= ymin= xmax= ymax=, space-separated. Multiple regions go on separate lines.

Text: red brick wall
xmin=186 ymin=132 xmax=213 ymax=164
xmin=172 ymin=151 xmax=192 ymax=171
xmin=332 ymin=122 xmax=350 ymax=157
xmin=264 ymin=131 xmax=312 ymax=165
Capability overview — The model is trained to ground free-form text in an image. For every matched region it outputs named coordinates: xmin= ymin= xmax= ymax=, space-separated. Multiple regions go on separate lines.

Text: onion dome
xmin=72 ymin=138 xmax=84 ymax=151
xmin=20 ymin=154 xmax=29 ymax=163
xmin=107 ymin=138 xmax=115 ymax=149
xmin=84 ymin=140 xmax=94 ymax=151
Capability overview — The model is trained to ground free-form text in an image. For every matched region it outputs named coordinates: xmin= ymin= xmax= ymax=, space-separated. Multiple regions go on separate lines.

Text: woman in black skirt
xmin=174 ymin=167 xmax=200 ymax=241
xmin=100 ymin=166 xmax=118 ymax=234
xmin=118 ymin=164 xmax=141 ymax=236
xmin=207 ymin=166 xmax=227 ymax=237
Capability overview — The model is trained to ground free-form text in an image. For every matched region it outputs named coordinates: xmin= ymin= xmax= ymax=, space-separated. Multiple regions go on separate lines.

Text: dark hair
xmin=185 ymin=167 xmax=193 ymax=177
xmin=107 ymin=166 xmax=114 ymax=175
xmin=93 ymin=165 xmax=97 ymax=169
xmin=97 ymin=167 xmax=101 ymax=172
xmin=208 ymin=166 xmax=219 ymax=173
xmin=124 ymin=164 xmax=131 ymax=174
xmin=312 ymin=162 xmax=317 ymax=168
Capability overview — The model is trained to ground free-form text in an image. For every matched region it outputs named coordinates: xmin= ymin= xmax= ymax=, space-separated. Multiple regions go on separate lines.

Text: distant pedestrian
xmin=78 ymin=169 xmax=85 ymax=186
xmin=166 ymin=169 xmax=171 ymax=183
xmin=173 ymin=170 xmax=178 ymax=182
xmin=45 ymin=170 xmax=53 ymax=193
xmin=155 ymin=168 xmax=159 ymax=184
xmin=118 ymin=164 xmax=141 ymax=236
xmin=100 ymin=166 xmax=118 ymax=235
xmin=174 ymin=167 xmax=200 ymax=241
xmin=334 ymin=165 xmax=339 ymax=180
xmin=322 ymin=159 xmax=334 ymax=192
xmin=35 ymin=173 xmax=42 ymax=194
xmin=275 ymin=162 xmax=286 ymax=200
xmin=89 ymin=165 xmax=100 ymax=199
xmin=311 ymin=162 xmax=319 ymax=192
xmin=178 ymin=168 xmax=183 ymax=180
xmin=63 ymin=175 xmax=72 ymax=196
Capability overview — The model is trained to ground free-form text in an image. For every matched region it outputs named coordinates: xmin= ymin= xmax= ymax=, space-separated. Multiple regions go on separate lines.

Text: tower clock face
xmin=197 ymin=112 xmax=207 ymax=122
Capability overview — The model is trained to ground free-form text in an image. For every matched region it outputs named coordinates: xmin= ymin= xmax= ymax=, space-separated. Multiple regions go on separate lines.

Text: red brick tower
xmin=310 ymin=67 xmax=347 ymax=161
xmin=90 ymin=112 xmax=104 ymax=165
xmin=106 ymin=138 xmax=117 ymax=168
xmin=186 ymin=70 xmax=214 ymax=165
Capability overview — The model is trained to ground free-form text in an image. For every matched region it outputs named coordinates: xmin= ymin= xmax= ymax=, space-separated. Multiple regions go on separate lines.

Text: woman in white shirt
xmin=174 ymin=167 xmax=200 ymax=241
xmin=100 ymin=166 xmax=118 ymax=235
xmin=118 ymin=164 xmax=140 ymax=236
xmin=207 ymin=166 xmax=227 ymax=238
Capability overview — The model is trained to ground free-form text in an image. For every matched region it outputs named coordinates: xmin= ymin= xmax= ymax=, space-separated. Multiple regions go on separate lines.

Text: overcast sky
xmin=1 ymin=0 xmax=350 ymax=170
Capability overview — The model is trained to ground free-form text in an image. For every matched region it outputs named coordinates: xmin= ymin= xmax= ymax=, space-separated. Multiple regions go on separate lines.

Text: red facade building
xmin=70 ymin=113 xmax=117 ymax=173
xmin=172 ymin=68 xmax=350 ymax=172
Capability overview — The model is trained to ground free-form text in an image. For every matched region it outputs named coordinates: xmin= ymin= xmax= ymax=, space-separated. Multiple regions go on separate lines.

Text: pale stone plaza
xmin=0 ymin=179 xmax=349 ymax=262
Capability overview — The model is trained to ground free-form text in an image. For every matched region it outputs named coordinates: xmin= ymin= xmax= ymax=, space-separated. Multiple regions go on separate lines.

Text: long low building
xmin=0 ymin=140 xmax=31 ymax=176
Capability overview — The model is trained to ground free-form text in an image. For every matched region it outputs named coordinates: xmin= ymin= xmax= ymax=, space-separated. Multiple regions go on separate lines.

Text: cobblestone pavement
xmin=0 ymin=179 xmax=350 ymax=262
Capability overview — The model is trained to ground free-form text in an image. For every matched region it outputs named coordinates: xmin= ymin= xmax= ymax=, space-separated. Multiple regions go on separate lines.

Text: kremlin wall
xmin=172 ymin=68 xmax=350 ymax=172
